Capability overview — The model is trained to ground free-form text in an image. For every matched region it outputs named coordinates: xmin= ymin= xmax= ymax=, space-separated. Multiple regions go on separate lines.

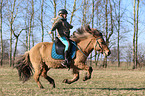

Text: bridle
xmin=95 ymin=37 xmax=109 ymax=56
xmin=95 ymin=37 xmax=104 ymax=53
xmin=72 ymin=37 xmax=105 ymax=58
xmin=85 ymin=37 xmax=105 ymax=59
xmin=83 ymin=37 xmax=104 ymax=57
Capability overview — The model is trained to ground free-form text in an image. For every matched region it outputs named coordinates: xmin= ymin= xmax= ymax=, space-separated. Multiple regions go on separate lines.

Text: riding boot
xmin=61 ymin=51 xmax=70 ymax=68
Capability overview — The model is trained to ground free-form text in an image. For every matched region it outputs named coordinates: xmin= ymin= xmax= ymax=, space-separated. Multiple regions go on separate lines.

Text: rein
xmin=71 ymin=41 xmax=87 ymax=57
xmin=84 ymin=39 xmax=93 ymax=51
xmin=71 ymin=37 xmax=103 ymax=58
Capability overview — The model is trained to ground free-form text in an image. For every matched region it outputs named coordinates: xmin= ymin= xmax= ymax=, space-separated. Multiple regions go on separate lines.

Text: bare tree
xmin=133 ymin=0 xmax=136 ymax=69
xmin=117 ymin=0 xmax=121 ymax=67
xmin=135 ymin=0 xmax=140 ymax=65
xmin=64 ymin=0 xmax=66 ymax=9
xmin=135 ymin=0 xmax=140 ymax=68
xmin=90 ymin=0 xmax=95 ymax=66
xmin=82 ymin=0 xmax=87 ymax=26
xmin=69 ymin=0 xmax=77 ymax=24
xmin=41 ymin=0 xmax=44 ymax=42
xmin=50 ymin=0 xmax=57 ymax=41
xmin=95 ymin=0 xmax=102 ymax=67
xmin=0 ymin=39 xmax=9 ymax=59
xmin=12 ymin=29 xmax=25 ymax=66
xmin=123 ymin=43 xmax=132 ymax=67
xmin=24 ymin=1 xmax=29 ymax=51
xmin=0 ymin=0 xmax=3 ymax=66
xmin=32 ymin=13 xmax=35 ymax=47
xmin=7 ymin=0 xmax=17 ymax=66
xmin=101 ymin=0 xmax=114 ymax=68
xmin=108 ymin=47 xmax=117 ymax=64
xmin=133 ymin=0 xmax=140 ymax=69
xmin=28 ymin=0 xmax=34 ymax=50
xmin=102 ymin=0 xmax=109 ymax=68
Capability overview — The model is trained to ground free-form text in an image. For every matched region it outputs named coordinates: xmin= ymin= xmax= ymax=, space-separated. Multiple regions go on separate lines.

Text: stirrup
xmin=61 ymin=62 xmax=67 ymax=68
xmin=61 ymin=60 xmax=68 ymax=67
xmin=61 ymin=61 xmax=70 ymax=70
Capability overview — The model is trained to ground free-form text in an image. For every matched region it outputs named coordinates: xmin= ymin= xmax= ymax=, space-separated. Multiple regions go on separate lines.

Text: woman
xmin=49 ymin=9 xmax=73 ymax=68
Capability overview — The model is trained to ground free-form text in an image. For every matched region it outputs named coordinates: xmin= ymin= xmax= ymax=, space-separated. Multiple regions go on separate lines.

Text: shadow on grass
xmin=60 ymin=87 xmax=145 ymax=90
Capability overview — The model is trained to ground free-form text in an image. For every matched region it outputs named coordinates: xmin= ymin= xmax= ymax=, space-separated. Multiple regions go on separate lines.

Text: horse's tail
xmin=14 ymin=51 xmax=33 ymax=83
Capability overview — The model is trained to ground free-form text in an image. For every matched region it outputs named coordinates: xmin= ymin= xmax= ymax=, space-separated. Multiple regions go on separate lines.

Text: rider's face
xmin=61 ymin=14 xmax=67 ymax=19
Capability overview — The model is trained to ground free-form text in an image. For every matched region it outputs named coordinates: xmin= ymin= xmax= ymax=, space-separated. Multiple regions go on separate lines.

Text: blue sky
xmin=46 ymin=0 xmax=145 ymax=45
xmin=122 ymin=0 xmax=145 ymax=45
xmin=2 ymin=0 xmax=145 ymax=55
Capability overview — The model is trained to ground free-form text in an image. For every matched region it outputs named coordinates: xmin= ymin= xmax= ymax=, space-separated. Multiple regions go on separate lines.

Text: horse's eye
xmin=101 ymin=42 xmax=105 ymax=44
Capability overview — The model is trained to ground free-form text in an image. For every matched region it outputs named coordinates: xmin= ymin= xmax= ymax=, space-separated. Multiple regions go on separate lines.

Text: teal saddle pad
xmin=51 ymin=41 xmax=76 ymax=60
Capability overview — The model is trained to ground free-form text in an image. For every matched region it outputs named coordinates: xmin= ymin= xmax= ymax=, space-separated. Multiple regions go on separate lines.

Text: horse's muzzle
xmin=108 ymin=51 xmax=111 ymax=56
xmin=103 ymin=50 xmax=111 ymax=56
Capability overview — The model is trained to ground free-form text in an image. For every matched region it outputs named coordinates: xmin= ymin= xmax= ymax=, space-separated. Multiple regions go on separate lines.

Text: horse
xmin=15 ymin=25 xmax=111 ymax=89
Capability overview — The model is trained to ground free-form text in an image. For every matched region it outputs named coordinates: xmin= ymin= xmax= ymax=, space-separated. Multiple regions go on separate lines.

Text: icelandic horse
xmin=15 ymin=25 xmax=111 ymax=88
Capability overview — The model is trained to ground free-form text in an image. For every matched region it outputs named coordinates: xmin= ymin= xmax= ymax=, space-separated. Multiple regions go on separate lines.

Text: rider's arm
xmin=69 ymin=24 xmax=73 ymax=29
xmin=51 ymin=19 xmax=61 ymax=31
xmin=67 ymin=22 xmax=73 ymax=29
xmin=49 ymin=20 xmax=60 ymax=34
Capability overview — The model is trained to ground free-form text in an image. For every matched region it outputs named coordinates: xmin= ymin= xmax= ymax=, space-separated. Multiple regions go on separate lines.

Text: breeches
xmin=59 ymin=37 xmax=70 ymax=52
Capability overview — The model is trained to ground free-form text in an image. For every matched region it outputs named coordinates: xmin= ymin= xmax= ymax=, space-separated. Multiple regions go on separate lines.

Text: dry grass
xmin=1 ymin=64 xmax=145 ymax=96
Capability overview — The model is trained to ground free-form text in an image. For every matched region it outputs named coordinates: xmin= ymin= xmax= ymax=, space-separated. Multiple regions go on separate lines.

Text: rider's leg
xmin=59 ymin=37 xmax=70 ymax=67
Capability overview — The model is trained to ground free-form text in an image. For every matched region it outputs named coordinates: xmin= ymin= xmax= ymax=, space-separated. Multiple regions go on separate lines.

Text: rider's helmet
xmin=58 ymin=9 xmax=68 ymax=15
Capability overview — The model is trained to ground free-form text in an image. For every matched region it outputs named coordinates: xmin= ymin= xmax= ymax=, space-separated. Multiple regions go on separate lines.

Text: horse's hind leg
xmin=41 ymin=66 xmax=55 ymax=88
xmin=33 ymin=63 xmax=44 ymax=89
xmin=63 ymin=66 xmax=79 ymax=84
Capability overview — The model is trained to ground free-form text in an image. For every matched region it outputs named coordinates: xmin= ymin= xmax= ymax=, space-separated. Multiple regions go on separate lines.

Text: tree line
xmin=0 ymin=0 xmax=145 ymax=68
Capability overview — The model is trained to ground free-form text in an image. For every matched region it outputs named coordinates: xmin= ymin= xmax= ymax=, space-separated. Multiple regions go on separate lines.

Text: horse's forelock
xmin=89 ymin=28 xmax=102 ymax=37
xmin=85 ymin=25 xmax=91 ymax=32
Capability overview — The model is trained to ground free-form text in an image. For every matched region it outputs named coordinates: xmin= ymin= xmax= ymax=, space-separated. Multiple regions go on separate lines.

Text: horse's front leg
xmin=63 ymin=66 xmax=79 ymax=84
xmin=78 ymin=63 xmax=93 ymax=81
xmin=83 ymin=66 xmax=93 ymax=81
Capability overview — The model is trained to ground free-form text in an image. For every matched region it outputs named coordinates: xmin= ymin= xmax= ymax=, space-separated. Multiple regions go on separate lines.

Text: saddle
xmin=55 ymin=37 xmax=65 ymax=55
xmin=51 ymin=37 xmax=76 ymax=60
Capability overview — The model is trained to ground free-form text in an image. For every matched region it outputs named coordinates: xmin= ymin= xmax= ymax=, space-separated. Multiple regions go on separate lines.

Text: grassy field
xmin=1 ymin=65 xmax=145 ymax=96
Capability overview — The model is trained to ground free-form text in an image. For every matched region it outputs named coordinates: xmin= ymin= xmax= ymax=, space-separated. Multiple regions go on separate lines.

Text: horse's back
xmin=29 ymin=42 xmax=53 ymax=65
xmin=31 ymin=42 xmax=52 ymax=50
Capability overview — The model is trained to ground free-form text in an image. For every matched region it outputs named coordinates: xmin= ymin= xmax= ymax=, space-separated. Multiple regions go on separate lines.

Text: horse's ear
xmin=85 ymin=25 xmax=91 ymax=32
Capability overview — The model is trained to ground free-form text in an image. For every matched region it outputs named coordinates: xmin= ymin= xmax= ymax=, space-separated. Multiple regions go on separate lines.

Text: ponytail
xmin=51 ymin=14 xmax=63 ymax=22
xmin=51 ymin=16 xmax=59 ymax=22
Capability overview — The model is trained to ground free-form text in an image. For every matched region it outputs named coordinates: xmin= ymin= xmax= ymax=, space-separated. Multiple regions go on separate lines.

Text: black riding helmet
xmin=58 ymin=9 xmax=68 ymax=15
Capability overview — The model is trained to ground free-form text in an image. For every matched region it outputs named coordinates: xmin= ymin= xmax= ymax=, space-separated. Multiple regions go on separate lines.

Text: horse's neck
xmin=76 ymin=38 xmax=94 ymax=60
xmin=79 ymin=38 xmax=94 ymax=54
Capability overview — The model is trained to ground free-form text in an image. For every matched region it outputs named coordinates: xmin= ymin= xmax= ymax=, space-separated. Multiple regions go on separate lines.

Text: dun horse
xmin=15 ymin=25 xmax=111 ymax=88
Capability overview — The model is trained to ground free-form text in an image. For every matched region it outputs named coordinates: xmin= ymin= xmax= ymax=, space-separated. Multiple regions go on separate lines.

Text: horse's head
xmin=85 ymin=25 xmax=111 ymax=56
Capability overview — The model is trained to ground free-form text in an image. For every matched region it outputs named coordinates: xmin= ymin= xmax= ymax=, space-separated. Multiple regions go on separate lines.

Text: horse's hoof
xmin=83 ymin=76 xmax=88 ymax=81
xmin=62 ymin=79 xmax=68 ymax=83
xmin=52 ymin=84 xmax=55 ymax=88
xmin=62 ymin=79 xmax=72 ymax=84
xmin=40 ymin=86 xmax=44 ymax=89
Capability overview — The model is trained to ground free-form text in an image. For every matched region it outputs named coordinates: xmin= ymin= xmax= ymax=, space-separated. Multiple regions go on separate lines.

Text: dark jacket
xmin=51 ymin=18 xmax=73 ymax=38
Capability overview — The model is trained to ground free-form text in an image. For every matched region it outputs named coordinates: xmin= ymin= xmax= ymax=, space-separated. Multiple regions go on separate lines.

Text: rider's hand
xmin=48 ymin=31 xmax=52 ymax=34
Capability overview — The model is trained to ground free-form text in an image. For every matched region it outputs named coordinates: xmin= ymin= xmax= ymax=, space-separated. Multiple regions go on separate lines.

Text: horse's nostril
xmin=108 ymin=51 xmax=111 ymax=56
